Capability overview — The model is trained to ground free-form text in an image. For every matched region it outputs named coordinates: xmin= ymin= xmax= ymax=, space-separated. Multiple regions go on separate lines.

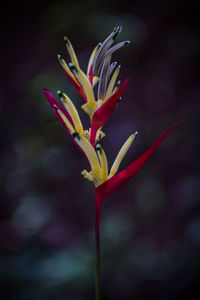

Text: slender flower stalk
xmin=43 ymin=26 xmax=180 ymax=299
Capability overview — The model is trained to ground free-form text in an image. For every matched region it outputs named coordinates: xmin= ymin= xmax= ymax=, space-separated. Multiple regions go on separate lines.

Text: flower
xmin=44 ymin=26 xmax=179 ymax=193
xmin=44 ymin=26 xmax=180 ymax=299
xmin=44 ymin=26 xmax=133 ymax=185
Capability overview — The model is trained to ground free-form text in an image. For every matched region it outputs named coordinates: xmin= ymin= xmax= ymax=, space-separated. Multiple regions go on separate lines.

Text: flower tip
xmin=96 ymin=144 xmax=102 ymax=153
xmin=43 ymin=88 xmax=52 ymax=98
xmin=125 ymin=77 xmax=131 ymax=84
xmin=69 ymin=63 xmax=78 ymax=74
xmin=174 ymin=122 xmax=182 ymax=128
xmin=64 ymin=36 xmax=68 ymax=42
xmin=116 ymin=80 xmax=121 ymax=87
xmin=57 ymin=54 xmax=64 ymax=64
xmin=97 ymin=42 xmax=102 ymax=49
xmin=57 ymin=90 xmax=63 ymax=98
xmin=112 ymin=25 xmax=122 ymax=40
xmin=64 ymin=36 xmax=71 ymax=47
xmin=57 ymin=91 xmax=66 ymax=103
xmin=72 ymin=131 xmax=80 ymax=140
xmin=114 ymin=25 xmax=122 ymax=32
xmin=124 ymin=40 xmax=131 ymax=45
xmin=166 ymin=122 xmax=181 ymax=134
xmin=124 ymin=131 xmax=138 ymax=143
xmin=131 ymin=131 xmax=138 ymax=140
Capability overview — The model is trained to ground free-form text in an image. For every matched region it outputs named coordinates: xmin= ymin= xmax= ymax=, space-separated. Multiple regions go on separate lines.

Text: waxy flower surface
xmin=44 ymin=26 xmax=179 ymax=299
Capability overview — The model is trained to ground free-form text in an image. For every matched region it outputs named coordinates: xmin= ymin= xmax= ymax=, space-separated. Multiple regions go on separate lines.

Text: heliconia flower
xmin=43 ymin=26 xmax=180 ymax=300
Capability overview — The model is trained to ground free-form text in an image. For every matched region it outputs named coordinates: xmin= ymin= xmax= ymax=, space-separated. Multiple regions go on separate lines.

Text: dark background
xmin=0 ymin=0 xmax=199 ymax=299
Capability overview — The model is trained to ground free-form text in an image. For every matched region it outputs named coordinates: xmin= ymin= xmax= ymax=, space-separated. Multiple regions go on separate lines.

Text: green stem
xmin=95 ymin=190 xmax=104 ymax=300
xmin=95 ymin=258 xmax=100 ymax=300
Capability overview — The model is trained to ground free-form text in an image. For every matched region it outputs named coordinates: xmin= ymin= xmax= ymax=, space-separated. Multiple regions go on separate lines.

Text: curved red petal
xmin=96 ymin=123 xmax=181 ymax=198
xmin=43 ymin=88 xmax=74 ymax=130
xmin=63 ymin=69 xmax=87 ymax=102
xmin=90 ymin=79 xmax=130 ymax=147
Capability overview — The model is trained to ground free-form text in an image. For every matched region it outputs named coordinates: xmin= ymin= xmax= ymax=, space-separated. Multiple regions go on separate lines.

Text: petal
xmin=69 ymin=64 xmax=96 ymax=108
xmin=105 ymin=64 xmax=120 ymax=100
xmin=93 ymin=25 xmax=122 ymax=76
xmin=73 ymin=133 xmax=101 ymax=175
xmin=44 ymin=88 xmax=91 ymax=164
xmin=96 ymin=144 xmax=108 ymax=182
xmin=57 ymin=91 xmax=84 ymax=134
xmin=107 ymin=62 xmax=118 ymax=82
xmin=96 ymin=123 xmax=181 ymax=198
xmin=87 ymin=42 xmax=101 ymax=77
xmin=90 ymin=79 xmax=130 ymax=147
xmin=108 ymin=131 xmax=138 ymax=178
xmin=64 ymin=69 xmax=88 ymax=102
xmin=104 ymin=40 xmax=130 ymax=57
xmin=97 ymin=55 xmax=111 ymax=99
xmin=43 ymin=88 xmax=74 ymax=131
xmin=58 ymin=55 xmax=87 ymax=102
xmin=64 ymin=36 xmax=80 ymax=68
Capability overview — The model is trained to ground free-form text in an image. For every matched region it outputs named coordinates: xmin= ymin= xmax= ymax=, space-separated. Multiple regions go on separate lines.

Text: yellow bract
xmin=58 ymin=91 xmax=83 ymax=134
xmin=87 ymin=42 xmax=101 ymax=77
xmin=105 ymin=66 xmax=121 ymax=101
xmin=64 ymin=37 xmax=80 ymax=68
xmin=54 ymin=105 xmax=75 ymax=132
xmin=73 ymin=133 xmax=101 ymax=176
xmin=69 ymin=64 xmax=96 ymax=109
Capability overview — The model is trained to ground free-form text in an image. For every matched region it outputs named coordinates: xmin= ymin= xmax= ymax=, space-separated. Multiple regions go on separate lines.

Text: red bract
xmin=90 ymin=79 xmax=130 ymax=147
xmin=43 ymin=88 xmax=74 ymax=131
xmin=96 ymin=122 xmax=180 ymax=202
xmin=62 ymin=68 xmax=87 ymax=102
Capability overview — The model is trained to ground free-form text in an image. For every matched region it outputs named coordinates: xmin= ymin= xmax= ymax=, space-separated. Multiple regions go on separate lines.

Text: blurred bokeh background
xmin=0 ymin=0 xmax=199 ymax=299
